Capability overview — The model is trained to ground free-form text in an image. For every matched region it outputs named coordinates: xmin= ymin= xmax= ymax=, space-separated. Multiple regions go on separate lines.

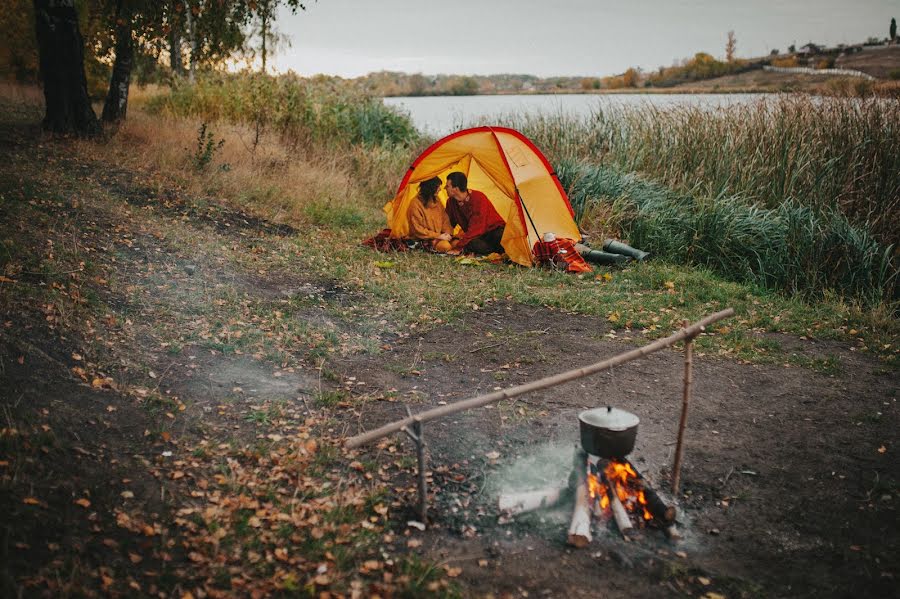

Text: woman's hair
xmin=418 ymin=177 xmax=442 ymax=204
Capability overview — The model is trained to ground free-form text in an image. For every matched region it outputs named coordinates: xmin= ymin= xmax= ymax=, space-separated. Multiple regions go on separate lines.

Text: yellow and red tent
xmin=384 ymin=126 xmax=581 ymax=266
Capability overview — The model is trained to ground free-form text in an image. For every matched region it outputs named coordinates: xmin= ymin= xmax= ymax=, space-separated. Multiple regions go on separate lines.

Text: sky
xmin=270 ymin=0 xmax=897 ymax=78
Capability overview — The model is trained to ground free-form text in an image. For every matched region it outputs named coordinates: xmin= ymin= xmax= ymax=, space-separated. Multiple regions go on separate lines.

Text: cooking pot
xmin=579 ymin=406 xmax=639 ymax=458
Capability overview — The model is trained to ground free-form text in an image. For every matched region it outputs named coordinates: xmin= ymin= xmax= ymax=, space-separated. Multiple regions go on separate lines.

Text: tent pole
xmin=517 ymin=187 xmax=541 ymax=243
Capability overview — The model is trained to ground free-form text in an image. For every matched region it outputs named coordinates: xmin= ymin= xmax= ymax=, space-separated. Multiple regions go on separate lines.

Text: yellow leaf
xmin=74 ymin=498 xmax=91 ymax=508
xmin=664 ymin=281 xmax=675 ymax=290
xmin=607 ymin=311 xmax=619 ymax=323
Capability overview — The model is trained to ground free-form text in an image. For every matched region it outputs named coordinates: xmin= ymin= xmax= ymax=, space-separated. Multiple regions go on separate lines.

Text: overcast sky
xmin=270 ymin=1 xmax=897 ymax=78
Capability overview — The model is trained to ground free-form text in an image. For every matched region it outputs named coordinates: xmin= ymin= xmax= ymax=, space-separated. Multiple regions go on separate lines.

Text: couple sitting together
xmin=407 ymin=172 xmax=505 ymax=256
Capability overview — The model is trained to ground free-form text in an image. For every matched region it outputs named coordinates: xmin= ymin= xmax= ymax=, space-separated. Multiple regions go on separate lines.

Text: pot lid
xmin=579 ymin=406 xmax=639 ymax=431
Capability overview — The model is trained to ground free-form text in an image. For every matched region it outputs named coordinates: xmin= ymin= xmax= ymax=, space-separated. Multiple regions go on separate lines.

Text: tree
xmin=102 ymin=0 xmax=135 ymax=122
xmin=891 ymin=17 xmax=897 ymax=41
xmin=725 ymin=30 xmax=736 ymax=62
xmin=33 ymin=0 xmax=100 ymax=136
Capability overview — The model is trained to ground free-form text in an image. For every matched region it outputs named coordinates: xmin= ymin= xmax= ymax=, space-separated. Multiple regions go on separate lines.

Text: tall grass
xmin=556 ymin=160 xmax=896 ymax=304
xmin=510 ymin=95 xmax=900 ymax=247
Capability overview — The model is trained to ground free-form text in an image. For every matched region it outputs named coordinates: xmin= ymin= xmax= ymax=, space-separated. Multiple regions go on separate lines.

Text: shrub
xmin=145 ymin=71 xmax=420 ymax=150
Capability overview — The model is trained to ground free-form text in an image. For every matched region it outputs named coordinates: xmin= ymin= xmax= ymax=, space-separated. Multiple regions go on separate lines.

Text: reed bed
xmin=556 ymin=160 xmax=896 ymax=304
xmin=511 ymin=95 xmax=900 ymax=247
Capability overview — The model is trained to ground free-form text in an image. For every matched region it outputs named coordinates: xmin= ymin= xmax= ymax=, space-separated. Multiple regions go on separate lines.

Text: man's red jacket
xmin=446 ymin=190 xmax=505 ymax=249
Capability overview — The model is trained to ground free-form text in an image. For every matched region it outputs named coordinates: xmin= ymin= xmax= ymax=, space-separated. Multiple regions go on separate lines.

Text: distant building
xmin=798 ymin=43 xmax=820 ymax=55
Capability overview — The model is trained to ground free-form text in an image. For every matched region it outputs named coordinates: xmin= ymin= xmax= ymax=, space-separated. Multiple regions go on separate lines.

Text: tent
xmin=384 ymin=126 xmax=581 ymax=266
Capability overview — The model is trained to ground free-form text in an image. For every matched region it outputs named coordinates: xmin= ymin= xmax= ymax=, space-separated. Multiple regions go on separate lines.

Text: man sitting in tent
xmin=407 ymin=176 xmax=453 ymax=253
xmin=444 ymin=172 xmax=505 ymax=255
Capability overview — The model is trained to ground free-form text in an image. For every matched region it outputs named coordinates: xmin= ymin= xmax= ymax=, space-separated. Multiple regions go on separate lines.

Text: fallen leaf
xmin=129 ymin=552 xmax=142 ymax=564
xmin=17 ymin=355 xmax=24 ymax=365
xmin=373 ymin=261 xmax=394 ymax=269
xmin=407 ymin=538 xmax=422 ymax=548
xmin=23 ymin=497 xmax=41 ymax=506
xmin=485 ymin=451 xmax=500 ymax=460
xmin=74 ymin=498 xmax=91 ymax=508
xmin=698 ymin=576 xmax=712 ymax=585
xmin=877 ymin=445 xmax=887 ymax=454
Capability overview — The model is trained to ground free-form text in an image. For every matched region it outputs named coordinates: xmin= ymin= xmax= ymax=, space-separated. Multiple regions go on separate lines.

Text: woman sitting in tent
xmin=407 ymin=176 xmax=454 ymax=253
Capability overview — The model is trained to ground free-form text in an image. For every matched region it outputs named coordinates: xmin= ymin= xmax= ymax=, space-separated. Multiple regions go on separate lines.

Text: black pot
xmin=579 ymin=406 xmax=639 ymax=458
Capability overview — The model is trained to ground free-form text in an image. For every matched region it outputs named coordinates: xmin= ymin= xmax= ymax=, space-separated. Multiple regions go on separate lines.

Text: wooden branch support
xmin=671 ymin=319 xmax=694 ymax=495
xmin=498 ymin=485 xmax=565 ymax=516
xmin=567 ymin=456 xmax=592 ymax=547
xmin=401 ymin=417 xmax=427 ymax=524
xmin=342 ymin=309 xmax=734 ymax=525
xmin=345 ymin=309 xmax=734 ymax=450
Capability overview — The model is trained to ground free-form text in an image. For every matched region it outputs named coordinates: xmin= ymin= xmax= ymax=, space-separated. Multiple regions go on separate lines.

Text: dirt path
xmin=1 ymin=112 xmax=897 ymax=598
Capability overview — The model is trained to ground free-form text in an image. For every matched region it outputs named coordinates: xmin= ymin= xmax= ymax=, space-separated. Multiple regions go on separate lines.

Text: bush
xmin=145 ymin=71 xmax=420 ymax=149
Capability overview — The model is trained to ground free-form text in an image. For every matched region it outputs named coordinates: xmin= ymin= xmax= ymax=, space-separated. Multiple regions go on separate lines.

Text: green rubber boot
xmin=602 ymin=239 xmax=649 ymax=261
xmin=580 ymin=249 xmax=631 ymax=265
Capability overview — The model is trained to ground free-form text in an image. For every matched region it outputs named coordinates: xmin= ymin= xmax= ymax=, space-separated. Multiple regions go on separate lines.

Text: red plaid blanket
xmin=532 ymin=238 xmax=592 ymax=273
xmin=362 ymin=229 xmax=411 ymax=252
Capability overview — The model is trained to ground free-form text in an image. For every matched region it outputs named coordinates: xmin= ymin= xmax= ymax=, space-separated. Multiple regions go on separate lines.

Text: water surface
xmin=384 ymin=93 xmax=768 ymax=136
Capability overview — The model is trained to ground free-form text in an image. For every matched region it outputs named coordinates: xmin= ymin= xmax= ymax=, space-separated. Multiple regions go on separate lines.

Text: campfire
xmin=567 ymin=450 xmax=677 ymax=547
xmin=498 ymin=406 xmax=679 ymax=548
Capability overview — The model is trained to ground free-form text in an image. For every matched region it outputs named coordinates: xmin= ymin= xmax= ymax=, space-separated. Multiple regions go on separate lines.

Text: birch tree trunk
xmin=32 ymin=0 xmax=99 ymax=136
xmin=185 ymin=3 xmax=197 ymax=84
xmin=102 ymin=1 xmax=133 ymax=123
xmin=169 ymin=1 xmax=184 ymax=77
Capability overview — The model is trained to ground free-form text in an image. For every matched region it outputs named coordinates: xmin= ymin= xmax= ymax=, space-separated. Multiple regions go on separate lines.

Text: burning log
xmin=602 ymin=471 xmax=635 ymax=538
xmin=623 ymin=458 xmax=676 ymax=523
xmin=498 ymin=485 xmax=564 ymax=516
xmin=567 ymin=456 xmax=593 ymax=547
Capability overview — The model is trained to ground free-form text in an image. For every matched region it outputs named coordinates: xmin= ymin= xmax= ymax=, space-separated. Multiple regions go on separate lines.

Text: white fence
xmin=763 ymin=65 xmax=876 ymax=80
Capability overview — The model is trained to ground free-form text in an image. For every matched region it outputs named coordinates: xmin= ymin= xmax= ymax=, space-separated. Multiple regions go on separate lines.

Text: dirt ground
xmin=1 ymin=112 xmax=898 ymax=598
xmin=334 ymin=304 xmax=899 ymax=598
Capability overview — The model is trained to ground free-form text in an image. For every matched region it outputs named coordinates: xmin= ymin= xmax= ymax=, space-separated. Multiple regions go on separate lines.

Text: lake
xmin=384 ymin=93 xmax=768 ymax=136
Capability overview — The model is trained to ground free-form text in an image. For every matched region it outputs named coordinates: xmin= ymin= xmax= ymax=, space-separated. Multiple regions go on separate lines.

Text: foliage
xmin=726 ymin=30 xmax=736 ymax=62
xmin=646 ymin=52 xmax=751 ymax=87
xmin=146 ymin=71 xmax=419 ymax=148
xmin=191 ymin=122 xmax=225 ymax=171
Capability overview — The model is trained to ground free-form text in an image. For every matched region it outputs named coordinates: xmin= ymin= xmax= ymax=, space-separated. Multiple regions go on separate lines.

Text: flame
xmin=587 ymin=458 xmax=654 ymax=522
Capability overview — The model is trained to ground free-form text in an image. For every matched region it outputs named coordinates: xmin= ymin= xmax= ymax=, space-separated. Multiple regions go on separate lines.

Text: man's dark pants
xmin=465 ymin=226 xmax=505 ymax=255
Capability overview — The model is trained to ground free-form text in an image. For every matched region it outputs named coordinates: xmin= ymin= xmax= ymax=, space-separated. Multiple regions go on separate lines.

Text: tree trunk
xmin=32 ymin=0 xmax=99 ymax=136
xmin=169 ymin=2 xmax=183 ymax=76
xmin=102 ymin=2 xmax=133 ymax=123
xmin=260 ymin=10 xmax=267 ymax=74
xmin=185 ymin=4 xmax=197 ymax=84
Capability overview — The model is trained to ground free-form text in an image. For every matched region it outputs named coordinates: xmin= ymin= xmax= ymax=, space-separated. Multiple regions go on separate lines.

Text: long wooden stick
xmin=345 ymin=308 xmax=733 ymax=449
xmin=671 ymin=320 xmax=694 ymax=495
